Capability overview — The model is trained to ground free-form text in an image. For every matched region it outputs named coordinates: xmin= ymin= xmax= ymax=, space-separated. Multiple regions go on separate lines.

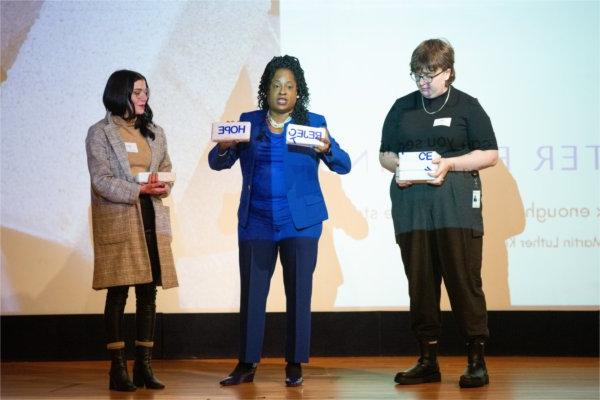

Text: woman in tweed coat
xmin=86 ymin=70 xmax=177 ymax=392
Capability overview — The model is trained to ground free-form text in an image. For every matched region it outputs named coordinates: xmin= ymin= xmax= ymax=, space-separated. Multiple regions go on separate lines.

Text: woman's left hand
xmin=429 ymin=157 xmax=454 ymax=186
xmin=314 ymin=129 xmax=331 ymax=154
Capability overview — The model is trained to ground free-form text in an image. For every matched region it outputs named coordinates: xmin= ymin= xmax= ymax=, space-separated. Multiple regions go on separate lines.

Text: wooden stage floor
xmin=2 ymin=356 xmax=598 ymax=399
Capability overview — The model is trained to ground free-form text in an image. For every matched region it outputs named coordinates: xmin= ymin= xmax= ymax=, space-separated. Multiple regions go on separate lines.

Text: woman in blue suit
xmin=209 ymin=55 xmax=351 ymax=387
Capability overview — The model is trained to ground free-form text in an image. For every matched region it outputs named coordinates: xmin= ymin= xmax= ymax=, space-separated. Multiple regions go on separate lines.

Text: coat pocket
xmin=154 ymin=203 xmax=173 ymax=239
xmin=304 ymin=193 xmax=324 ymax=206
xmin=92 ymin=204 xmax=133 ymax=244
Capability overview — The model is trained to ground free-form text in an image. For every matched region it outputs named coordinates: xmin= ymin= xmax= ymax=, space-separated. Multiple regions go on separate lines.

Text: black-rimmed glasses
xmin=410 ymin=70 xmax=445 ymax=83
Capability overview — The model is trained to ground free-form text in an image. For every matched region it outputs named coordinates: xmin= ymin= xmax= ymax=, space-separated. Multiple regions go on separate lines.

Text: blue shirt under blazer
xmin=208 ymin=110 xmax=352 ymax=231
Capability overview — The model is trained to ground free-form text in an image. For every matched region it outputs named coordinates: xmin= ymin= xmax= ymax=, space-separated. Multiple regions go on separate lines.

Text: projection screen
xmin=1 ymin=0 xmax=598 ymax=314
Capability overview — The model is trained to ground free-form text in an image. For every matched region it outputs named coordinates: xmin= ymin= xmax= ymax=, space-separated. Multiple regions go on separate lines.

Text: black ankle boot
xmin=108 ymin=348 xmax=136 ymax=392
xmin=459 ymin=339 xmax=489 ymax=388
xmin=220 ymin=362 xmax=257 ymax=386
xmin=285 ymin=362 xmax=303 ymax=387
xmin=133 ymin=345 xmax=165 ymax=389
xmin=395 ymin=340 xmax=441 ymax=385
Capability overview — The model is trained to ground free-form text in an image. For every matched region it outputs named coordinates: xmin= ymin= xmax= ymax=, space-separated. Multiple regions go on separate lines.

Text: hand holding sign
xmin=218 ymin=140 xmax=238 ymax=152
xmin=314 ymin=128 xmax=331 ymax=154
xmin=429 ymin=156 xmax=454 ymax=186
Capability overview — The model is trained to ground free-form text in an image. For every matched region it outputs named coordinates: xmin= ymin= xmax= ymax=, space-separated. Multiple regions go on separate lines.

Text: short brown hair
xmin=410 ymin=39 xmax=455 ymax=86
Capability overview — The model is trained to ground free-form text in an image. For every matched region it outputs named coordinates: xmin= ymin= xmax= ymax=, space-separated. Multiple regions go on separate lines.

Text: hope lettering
xmin=217 ymin=124 xmax=247 ymax=135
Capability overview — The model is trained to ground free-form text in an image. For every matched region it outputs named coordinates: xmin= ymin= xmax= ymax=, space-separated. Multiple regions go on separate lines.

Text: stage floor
xmin=2 ymin=356 xmax=599 ymax=399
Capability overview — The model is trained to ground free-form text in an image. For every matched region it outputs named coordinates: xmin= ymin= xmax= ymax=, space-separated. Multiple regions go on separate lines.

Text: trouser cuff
xmin=106 ymin=341 xmax=125 ymax=350
xmin=135 ymin=340 xmax=154 ymax=348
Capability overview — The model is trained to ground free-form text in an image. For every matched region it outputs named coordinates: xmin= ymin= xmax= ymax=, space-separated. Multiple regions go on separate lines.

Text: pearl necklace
xmin=267 ymin=111 xmax=291 ymax=129
xmin=421 ymin=86 xmax=452 ymax=115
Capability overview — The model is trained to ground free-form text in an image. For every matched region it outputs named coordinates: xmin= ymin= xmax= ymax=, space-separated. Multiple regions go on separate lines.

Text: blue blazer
xmin=209 ymin=110 xmax=351 ymax=230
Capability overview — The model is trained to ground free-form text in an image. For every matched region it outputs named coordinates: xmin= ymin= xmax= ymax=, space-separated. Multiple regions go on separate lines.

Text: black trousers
xmin=397 ymin=228 xmax=489 ymax=341
xmin=105 ymin=195 xmax=161 ymax=344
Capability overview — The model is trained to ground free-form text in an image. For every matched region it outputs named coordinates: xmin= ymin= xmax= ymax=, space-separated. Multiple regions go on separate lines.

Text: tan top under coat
xmin=113 ymin=116 xmax=151 ymax=176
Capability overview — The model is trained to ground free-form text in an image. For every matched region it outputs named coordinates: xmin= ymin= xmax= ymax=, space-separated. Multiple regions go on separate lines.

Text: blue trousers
xmin=238 ymin=237 xmax=319 ymax=363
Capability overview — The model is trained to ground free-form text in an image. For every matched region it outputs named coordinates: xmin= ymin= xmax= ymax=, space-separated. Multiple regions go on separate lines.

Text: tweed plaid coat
xmin=85 ymin=113 xmax=178 ymax=290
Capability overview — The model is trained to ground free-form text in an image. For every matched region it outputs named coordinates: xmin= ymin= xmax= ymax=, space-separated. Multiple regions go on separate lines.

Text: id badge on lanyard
xmin=472 ymin=172 xmax=481 ymax=208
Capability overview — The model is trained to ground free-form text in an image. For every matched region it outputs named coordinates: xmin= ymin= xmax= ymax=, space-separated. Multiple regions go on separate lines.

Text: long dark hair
xmin=257 ymin=55 xmax=309 ymax=125
xmin=103 ymin=69 xmax=155 ymax=139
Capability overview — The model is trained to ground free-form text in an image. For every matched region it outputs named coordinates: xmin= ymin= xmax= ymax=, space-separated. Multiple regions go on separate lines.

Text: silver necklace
xmin=421 ymin=86 xmax=452 ymax=115
xmin=267 ymin=111 xmax=291 ymax=129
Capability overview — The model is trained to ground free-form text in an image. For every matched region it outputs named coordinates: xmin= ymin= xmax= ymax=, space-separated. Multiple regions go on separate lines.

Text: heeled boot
xmin=105 ymin=287 xmax=135 ymax=391
xmin=133 ymin=283 xmax=165 ymax=389
xmin=108 ymin=345 xmax=136 ymax=392
xmin=459 ymin=338 xmax=489 ymax=388
xmin=394 ymin=340 xmax=441 ymax=384
xmin=220 ymin=362 xmax=257 ymax=386
xmin=133 ymin=342 xmax=165 ymax=389
xmin=285 ymin=362 xmax=303 ymax=387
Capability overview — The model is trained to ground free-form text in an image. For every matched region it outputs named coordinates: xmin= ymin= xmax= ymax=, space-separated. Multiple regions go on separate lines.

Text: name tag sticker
xmin=433 ymin=117 xmax=452 ymax=127
xmin=124 ymin=142 xmax=138 ymax=153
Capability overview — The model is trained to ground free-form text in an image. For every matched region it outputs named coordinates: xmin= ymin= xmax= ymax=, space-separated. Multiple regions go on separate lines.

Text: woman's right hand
xmin=140 ymin=172 xmax=167 ymax=196
xmin=218 ymin=141 xmax=238 ymax=153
